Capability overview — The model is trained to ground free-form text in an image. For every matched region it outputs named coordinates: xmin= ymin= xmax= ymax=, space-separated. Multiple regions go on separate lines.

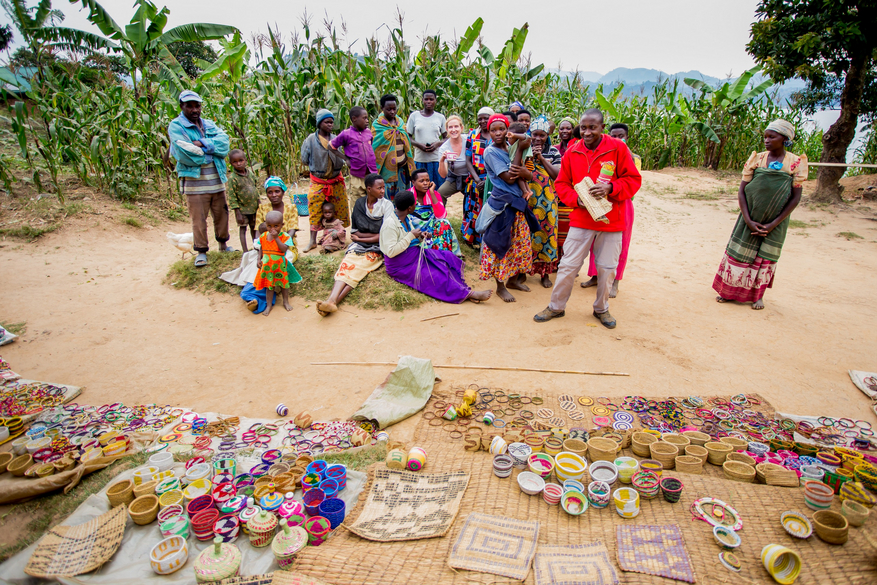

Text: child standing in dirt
xmin=226 ymin=149 xmax=260 ymax=253
xmin=318 ymin=202 xmax=347 ymax=253
xmin=254 ymin=210 xmax=302 ymax=316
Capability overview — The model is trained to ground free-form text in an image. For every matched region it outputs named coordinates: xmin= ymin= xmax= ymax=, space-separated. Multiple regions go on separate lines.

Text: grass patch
xmin=837 ymin=231 xmax=864 ymax=240
xmin=165 ymin=207 xmax=187 ymax=222
xmin=0 ymin=224 xmax=58 ymax=241
xmin=0 ymin=320 xmax=26 ymax=335
xmin=0 ymin=451 xmax=147 ymax=563
xmin=683 ymin=191 xmax=720 ymax=201
xmin=788 ymin=219 xmax=810 ymax=229
xmin=165 ymin=251 xmax=433 ymax=311
xmin=321 ymin=444 xmax=388 ymax=471
xmin=122 ymin=217 xmax=142 ymax=228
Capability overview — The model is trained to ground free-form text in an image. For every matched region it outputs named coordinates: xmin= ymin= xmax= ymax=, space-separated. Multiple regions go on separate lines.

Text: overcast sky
xmin=2 ymin=0 xmax=762 ymax=78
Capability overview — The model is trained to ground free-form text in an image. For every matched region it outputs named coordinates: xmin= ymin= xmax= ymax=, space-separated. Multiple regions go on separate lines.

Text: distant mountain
xmin=546 ymin=68 xmax=603 ymax=83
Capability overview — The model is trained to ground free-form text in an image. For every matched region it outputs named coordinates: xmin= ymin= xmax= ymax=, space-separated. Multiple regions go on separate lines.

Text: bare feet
xmin=246 ymin=300 xmax=258 ymax=312
xmin=320 ymin=301 xmax=338 ymax=313
xmin=283 ymin=300 xmax=293 ymax=311
xmin=540 ymin=275 xmax=552 ymax=288
xmin=467 ymin=290 xmax=493 ymax=303
xmin=304 ymin=243 xmax=317 ymax=253
xmin=609 ymin=280 xmax=619 ymax=298
xmin=262 ymin=305 xmax=272 ymax=317
xmin=507 ymin=276 xmax=530 ymax=293
xmin=716 ymin=296 xmax=729 ymax=303
xmin=752 ymin=299 xmax=765 ymax=310
xmin=580 ymin=276 xmax=598 ymax=289
xmin=496 ymin=282 xmax=516 ymax=303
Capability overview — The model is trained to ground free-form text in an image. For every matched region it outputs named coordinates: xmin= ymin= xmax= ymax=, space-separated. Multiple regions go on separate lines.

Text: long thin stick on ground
xmin=420 ymin=312 xmax=459 ymax=322
xmin=310 ymin=361 xmax=630 ymax=376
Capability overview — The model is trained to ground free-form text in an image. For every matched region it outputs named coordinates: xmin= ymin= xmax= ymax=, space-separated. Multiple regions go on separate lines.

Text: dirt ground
xmin=2 ymin=168 xmax=876 ymax=451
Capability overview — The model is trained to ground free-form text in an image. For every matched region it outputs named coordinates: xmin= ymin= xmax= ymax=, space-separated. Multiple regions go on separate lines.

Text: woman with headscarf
xmin=302 ymin=108 xmax=349 ymax=252
xmin=461 ymin=106 xmax=494 ymax=246
xmin=525 ymin=116 xmax=563 ymax=288
xmin=372 ymin=94 xmax=416 ymax=199
xmin=713 ymin=119 xmax=808 ymax=310
xmin=556 ymin=117 xmax=578 ymax=157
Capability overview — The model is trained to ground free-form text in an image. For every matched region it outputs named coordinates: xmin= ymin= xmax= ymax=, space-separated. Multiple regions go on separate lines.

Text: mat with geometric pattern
xmin=616 ymin=524 xmax=695 ymax=583
xmin=534 ymin=542 xmax=619 ymax=585
xmin=448 ymin=512 xmax=539 ymax=580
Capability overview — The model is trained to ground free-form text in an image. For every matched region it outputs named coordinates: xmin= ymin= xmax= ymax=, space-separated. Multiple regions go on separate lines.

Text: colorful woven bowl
xmin=587 ymin=481 xmax=611 ymax=508
xmin=713 ymin=525 xmax=741 ymax=550
xmin=631 ymin=470 xmax=660 ymax=500
xmin=803 ymin=480 xmax=834 ymax=511
xmin=528 ymin=453 xmax=555 ymax=479
xmin=781 ymin=511 xmax=813 ymax=539
xmin=554 ymin=452 xmax=587 ymax=482
xmin=517 ymin=471 xmax=545 ymax=495
xmin=614 ymin=457 xmax=639 ymax=484
xmin=613 ymin=487 xmax=640 ymax=519
xmin=150 ymin=535 xmax=188 ymax=575
xmin=761 ymin=544 xmax=801 ymax=584
xmin=839 ymin=481 xmax=877 ymax=508
xmin=542 ymin=483 xmax=563 ymax=506
xmin=659 ymin=477 xmax=683 ymax=503
xmin=588 ymin=461 xmax=618 ymax=487
xmin=561 ymin=490 xmax=588 ymax=515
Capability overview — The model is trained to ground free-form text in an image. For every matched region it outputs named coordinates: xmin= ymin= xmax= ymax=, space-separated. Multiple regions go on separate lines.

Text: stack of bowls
xmin=803 ymin=480 xmax=834 ymax=511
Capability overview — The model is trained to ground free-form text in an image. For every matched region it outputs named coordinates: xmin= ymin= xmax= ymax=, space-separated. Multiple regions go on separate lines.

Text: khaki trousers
xmin=347 ymin=175 xmax=367 ymax=211
xmin=186 ymin=191 xmax=230 ymax=253
xmin=549 ymin=227 xmax=622 ymax=314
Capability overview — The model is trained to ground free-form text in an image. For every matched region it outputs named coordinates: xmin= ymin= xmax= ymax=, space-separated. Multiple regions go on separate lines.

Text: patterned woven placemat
xmin=270 ymin=571 xmax=335 ymax=585
xmin=219 ymin=574 xmax=275 ymax=585
xmin=448 ymin=512 xmax=539 ymax=581
xmin=534 ymin=543 xmax=619 ymax=585
xmin=616 ymin=524 xmax=695 ymax=583
xmin=24 ymin=504 xmax=127 ymax=578
xmin=344 ymin=469 xmax=469 ymax=541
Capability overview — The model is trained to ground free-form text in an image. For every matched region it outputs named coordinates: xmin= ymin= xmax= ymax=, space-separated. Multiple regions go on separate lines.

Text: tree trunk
xmin=812 ymin=54 xmax=868 ymax=203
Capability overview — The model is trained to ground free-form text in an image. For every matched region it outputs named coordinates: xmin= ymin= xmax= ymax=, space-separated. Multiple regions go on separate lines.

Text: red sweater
xmin=555 ymin=134 xmax=642 ymax=232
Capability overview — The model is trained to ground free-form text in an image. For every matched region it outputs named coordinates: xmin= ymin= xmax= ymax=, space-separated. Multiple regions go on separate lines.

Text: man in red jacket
xmin=534 ymin=109 xmax=642 ymax=328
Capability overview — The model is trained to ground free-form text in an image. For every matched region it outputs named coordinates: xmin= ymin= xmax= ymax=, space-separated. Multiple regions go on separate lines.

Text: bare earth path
xmin=2 ymin=169 xmax=876 ymax=443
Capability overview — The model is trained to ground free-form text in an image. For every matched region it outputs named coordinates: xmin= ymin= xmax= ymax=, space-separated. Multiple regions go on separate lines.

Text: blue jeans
xmin=416 ymin=161 xmax=442 ymax=189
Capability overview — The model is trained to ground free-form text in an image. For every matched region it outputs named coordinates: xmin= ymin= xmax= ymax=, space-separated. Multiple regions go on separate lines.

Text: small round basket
xmin=639 ymin=459 xmax=663 ymax=477
xmin=813 ymin=510 xmax=849 ymax=545
xmin=726 ymin=452 xmax=757 ymax=466
xmin=685 ymin=445 xmax=708 ymax=463
xmin=649 ymin=442 xmax=679 ymax=469
xmin=705 ymin=442 xmax=733 ymax=465
xmin=719 ymin=436 xmax=748 ymax=451
xmin=107 ymin=479 xmax=135 ymax=508
xmin=587 ymin=437 xmax=618 ymax=463
xmin=841 ymin=499 xmax=870 ymax=527
xmin=631 ymin=432 xmax=658 ymax=457
xmin=781 ymin=511 xmax=813 ymax=539
xmin=662 ymin=434 xmax=691 ymax=450
xmin=8 ymin=454 xmax=32 ymax=477
xmin=159 ymin=489 xmax=185 ymax=509
xmin=723 ymin=461 xmax=756 ymax=483
xmin=0 ymin=452 xmax=13 ymax=473
xmin=631 ymin=470 xmax=660 ymax=500
xmin=675 ymin=455 xmax=703 ymax=475
xmin=135 ymin=478 xmax=157 ymax=498
xmin=659 ymin=477 xmax=683 ymax=503
xmin=129 ymin=494 xmax=160 ymax=526
xmin=682 ymin=430 xmax=710 ymax=446
xmin=562 ymin=438 xmax=588 ymax=459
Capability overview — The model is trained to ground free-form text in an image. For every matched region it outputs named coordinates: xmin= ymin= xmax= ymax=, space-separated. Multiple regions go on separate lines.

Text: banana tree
xmin=684 ymin=66 xmax=774 ymax=168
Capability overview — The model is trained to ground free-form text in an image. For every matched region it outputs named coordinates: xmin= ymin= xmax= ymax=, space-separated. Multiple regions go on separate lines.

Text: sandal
xmin=220 ymin=246 xmax=235 ymax=253
xmin=194 ymin=253 xmax=208 ymax=267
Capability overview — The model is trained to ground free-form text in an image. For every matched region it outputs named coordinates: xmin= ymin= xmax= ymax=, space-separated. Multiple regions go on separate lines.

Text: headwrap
xmin=264 ymin=176 xmax=287 ymax=192
xmin=316 ymin=108 xmax=334 ymax=126
xmin=487 ymin=114 xmax=509 ymax=130
xmin=765 ymin=119 xmax=795 ymax=143
xmin=477 ymin=106 xmax=495 ymax=117
xmin=510 ymin=101 xmax=524 ymax=110
xmin=559 ymin=116 xmax=577 ymax=128
xmin=530 ymin=115 xmax=551 ymax=134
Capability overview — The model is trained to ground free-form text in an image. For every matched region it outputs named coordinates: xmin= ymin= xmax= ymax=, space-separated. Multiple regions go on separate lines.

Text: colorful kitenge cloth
xmin=713 ymin=151 xmax=807 ymax=303
xmin=308 ymin=174 xmax=349 ymax=231
xmin=372 ymin=116 xmax=416 ymax=184
xmin=253 ymin=232 xmax=302 ymax=290
xmin=226 ymin=170 xmax=261 ymax=215
xmin=526 ymin=146 xmax=562 ymax=276
xmin=461 ymin=127 xmax=491 ymax=245
xmin=335 ymin=251 xmax=383 ymax=289
xmin=405 ymin=188 xmax=461 ymax=257
xmin=479 ymin=212 xmax=532 ymax=282
xmin=255 ymin=198 xmax=299 ymax=260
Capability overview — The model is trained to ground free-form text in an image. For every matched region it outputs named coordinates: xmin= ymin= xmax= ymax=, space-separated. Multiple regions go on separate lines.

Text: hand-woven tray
xmin=24 ymin=504 xmax=126 ymax=578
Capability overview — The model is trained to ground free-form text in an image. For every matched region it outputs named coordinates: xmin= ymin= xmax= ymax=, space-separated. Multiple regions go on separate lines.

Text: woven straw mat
xmin=616 ymin=524 xmax=695 ymax=583
xmin=448 ymin=512 xmax=539 ymax=580
xmin=218 ymin=575 xmax=275 ymax=585
xmin=343 ymin=469 xmax=469 ymax=541
xmin=292 ymin=388 xmax=877 ymax=584
xmin=269 ymin=572 xmax=335 ymax=585
xmin=24 ymin=504 xmax=127 ymax=578
xmin=534 ymin=542 xmax=619 ymax=585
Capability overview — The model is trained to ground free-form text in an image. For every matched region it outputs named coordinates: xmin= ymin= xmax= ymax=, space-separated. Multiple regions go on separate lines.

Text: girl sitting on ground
xmin=405 ymin=168 xmax=461 ymax=256
xmin=254 ymin=210 xmax=302 ymax=316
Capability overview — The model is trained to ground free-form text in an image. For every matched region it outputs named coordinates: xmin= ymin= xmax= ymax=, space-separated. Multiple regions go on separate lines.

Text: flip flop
xmin=221 ymin=246 xmax=235 ymax=253
xmin=194 ymin=253 xmax=208 ymax=267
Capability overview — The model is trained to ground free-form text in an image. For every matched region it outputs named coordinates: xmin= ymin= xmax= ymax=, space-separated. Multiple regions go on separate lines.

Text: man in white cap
xmin=168 ymin=90 xmax=233 ymax=267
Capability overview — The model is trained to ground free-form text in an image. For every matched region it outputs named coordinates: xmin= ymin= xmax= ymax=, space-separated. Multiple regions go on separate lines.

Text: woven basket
xmin=8 ymin=454 xmax=32 ymax=476
xmin=794 ymin=442 xmax=820 ymax=457
xmin=719 ymin=436 xmax=748 ymax=451
xmin=682 ymin=430 xmax=709 ymax=446
xmin=662 ymin=434 xmax=691 ymax=450
xmin=770 ymin=438 xmax=793 ymax=452
xmin=631 ymin=432 xmax=657 ymax=457
xmin=0 ymin=452 xmax=13 ymax=473
xmin=813 ymin=510 xmax=849 ymax=545
xmin=562 ymin=438 xmax=588 ymax=459
xmin=129 ymin=494 xmax=159 ymax=526
xmin=134 ymin=479 xmax=158 ymax=499
xmin=766 ymin=467 xmax=800 ymax=488
xmin=685 ymin=445 xmax=708 ymax=463
xmin=841 ymin=499 xmax=870 ymax=527
xmin=107 ymin=479 xmax=135 ymax=508
xmin=723 ymin=461 xmax=756 ymax=483
xmin=649 ymin=442 xmax=679 ymax=469
xmin=756 ymin=462 xmax=784 ymax=483
xmin=726 ymin=452 xmax=757 ymax=466
xmin=586 ymin=438 xmax=618 ymax=463
xmin=705 ymin=442 xmax=733 ymax=465
xmin=675 ymin=456 xmax=703 ymax=474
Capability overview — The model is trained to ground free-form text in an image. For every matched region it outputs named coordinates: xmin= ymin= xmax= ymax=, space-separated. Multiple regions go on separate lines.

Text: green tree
xmin=0 ymin=23 xmax=13 ymax=52
xmin=748 ymin=0 xmax=877 ymax=203
xmin=167 ymin=40 xmax=217 ymax=78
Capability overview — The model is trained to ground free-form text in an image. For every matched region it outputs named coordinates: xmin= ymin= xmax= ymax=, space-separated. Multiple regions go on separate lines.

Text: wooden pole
xmin=421 ymin=312 xmax=459 ymax=322
xmin=309 ymin=361 xmax=630 ymax=377
xmin=807 ymin=162 xmax=877 ymax=169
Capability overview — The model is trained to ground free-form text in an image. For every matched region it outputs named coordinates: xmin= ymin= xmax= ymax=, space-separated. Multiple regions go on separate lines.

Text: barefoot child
xmin=318 ymin=202 xmax=346 ymax=253
xmin=226 ymin=149 xmax=260 ymax=253
xmin=254 ymin=211 xmax=302 ymax=316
